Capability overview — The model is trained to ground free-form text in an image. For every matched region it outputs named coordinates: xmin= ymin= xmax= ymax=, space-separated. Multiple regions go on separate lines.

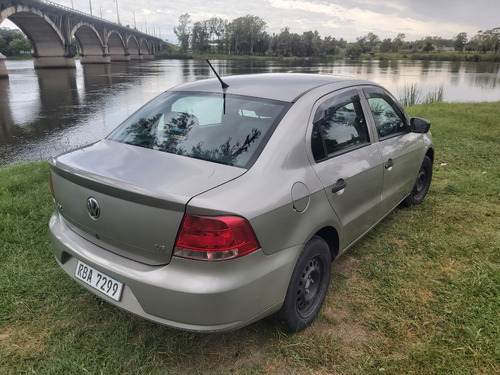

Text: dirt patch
xmin=0 ymin=325 xmax=48 ymax=353
xmin=316 ymin=319 xmax=372 ymax=344
xmin=332 ymin=255 xmax=361 ymax=278
xmin=318 ymin=306 xmax=374 ymax=343
xmin=314 ymin=254 xmax=381 ymax=349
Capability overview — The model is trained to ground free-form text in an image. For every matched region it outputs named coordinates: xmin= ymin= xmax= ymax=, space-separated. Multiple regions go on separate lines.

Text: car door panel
xmin=312 ymin=145 xmax=383 ymax=248
xmin=377 ymin=133 xmax=422 ymax=213
xmin=309 ymin=89 xmax=384 ymax=250
xmin=362 ymin=87 xmax=422 ymax=215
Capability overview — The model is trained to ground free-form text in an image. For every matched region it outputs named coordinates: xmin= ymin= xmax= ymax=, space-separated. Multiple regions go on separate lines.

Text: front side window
xmin=311 ymin=90 xmax=369 ymax=162
xmin=107 ymin=92 xmax=290 ymax=168
xmin=365 ymin=89 xmax=409 ymax=138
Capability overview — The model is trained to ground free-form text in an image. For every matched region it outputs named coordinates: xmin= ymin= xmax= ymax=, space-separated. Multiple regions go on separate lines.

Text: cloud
xmin=1 ymin=0 xmax=498 ymax=43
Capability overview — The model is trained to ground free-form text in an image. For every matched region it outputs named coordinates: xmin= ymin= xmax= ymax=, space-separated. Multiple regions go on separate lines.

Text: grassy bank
xmin=1 ymin=102 xmax=499 ymax=374
xmin=155 ymin=50 xmax=500 ymax=63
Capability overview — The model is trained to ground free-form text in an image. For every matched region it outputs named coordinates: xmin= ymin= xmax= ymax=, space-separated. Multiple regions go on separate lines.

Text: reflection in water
xmin=1 ymin=59 xmax=499 ymax=166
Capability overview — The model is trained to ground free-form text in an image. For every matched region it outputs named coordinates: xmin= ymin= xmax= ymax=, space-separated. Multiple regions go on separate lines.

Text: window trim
xmin=310 ymin=89 xmax=371 ymax=163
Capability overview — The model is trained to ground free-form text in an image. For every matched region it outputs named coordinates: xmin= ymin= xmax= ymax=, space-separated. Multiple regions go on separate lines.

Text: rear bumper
xmin=50 ymin=212 xmax=301 ymax=332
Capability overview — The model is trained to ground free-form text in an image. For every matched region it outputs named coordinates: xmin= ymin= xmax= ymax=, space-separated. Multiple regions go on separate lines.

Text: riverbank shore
xmin=155 ymin=50 xmax=500 ymax=63
xmin=5 ymin=49 xmax=499 ymax=63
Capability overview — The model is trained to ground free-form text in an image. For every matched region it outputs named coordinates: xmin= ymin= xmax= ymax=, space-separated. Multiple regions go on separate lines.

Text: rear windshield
xmin=107 ymin=91 xmax=290 ymax=168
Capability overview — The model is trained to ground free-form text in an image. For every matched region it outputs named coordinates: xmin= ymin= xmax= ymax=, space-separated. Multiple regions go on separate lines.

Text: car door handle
xmin=331 ymin=179 xmax=347 ymax=193
xmin=385 ymin=158 xmax=394 ymax=170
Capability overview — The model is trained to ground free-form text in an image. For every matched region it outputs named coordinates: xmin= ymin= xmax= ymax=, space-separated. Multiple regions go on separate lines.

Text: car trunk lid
xmin=50 ymin=140 xmax=245 ymax=265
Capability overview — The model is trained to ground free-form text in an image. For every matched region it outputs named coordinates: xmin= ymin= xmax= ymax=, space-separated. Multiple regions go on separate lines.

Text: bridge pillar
xmin=0 ymin=53 xmax=8 ymax=79
xmin=129 ymin=54 xmax=144 ymax=61
xmin=32 ymin=44 xmax=77 ymax=69
xmin=142 ymin=54 xmax=155 ymax=60
xmin=80 ymin=55 xmax=112 ymax=64
xmin=110 ymin=55 xmax=131 ymax=62
xmin=33 ymin=56 xmax=76 ymax=69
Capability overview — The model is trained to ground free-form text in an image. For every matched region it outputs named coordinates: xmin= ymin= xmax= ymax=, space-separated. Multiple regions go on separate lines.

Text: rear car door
xmin=309 ymin=89 xmax=384 ymax=249
xmin=362 ymin=87 xmax=423 ymax=214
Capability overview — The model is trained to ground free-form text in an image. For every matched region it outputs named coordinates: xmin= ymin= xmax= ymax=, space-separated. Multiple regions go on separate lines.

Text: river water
xmin=1 ymin=58 xmax=499 ymax=166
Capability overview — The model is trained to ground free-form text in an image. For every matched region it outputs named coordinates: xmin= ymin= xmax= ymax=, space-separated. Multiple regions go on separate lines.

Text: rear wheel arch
xmin=314 ymin=226 xmax=340 ymax=262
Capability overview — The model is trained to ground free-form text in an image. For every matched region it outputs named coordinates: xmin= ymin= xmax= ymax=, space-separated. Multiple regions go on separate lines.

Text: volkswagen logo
xmin=86 ymin=197 xmax=100 ymax=220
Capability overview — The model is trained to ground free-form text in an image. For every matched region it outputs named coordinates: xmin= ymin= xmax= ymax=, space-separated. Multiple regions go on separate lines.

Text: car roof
xmin=168 ymin=73 xmax=373 ymax=102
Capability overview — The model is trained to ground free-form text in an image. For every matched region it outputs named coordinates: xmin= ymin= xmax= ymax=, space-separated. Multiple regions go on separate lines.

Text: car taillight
xmin=174 ymin=214 xmax=260 ymax=261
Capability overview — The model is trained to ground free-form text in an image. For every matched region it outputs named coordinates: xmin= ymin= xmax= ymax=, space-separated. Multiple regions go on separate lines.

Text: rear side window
xmin=107 ymin=92 xmax=290 ymax=168
xmin=311 ymin=90 xmax=369 ymax=162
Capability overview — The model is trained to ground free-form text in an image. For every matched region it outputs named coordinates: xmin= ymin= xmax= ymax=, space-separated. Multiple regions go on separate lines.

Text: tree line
xmin=173 ymin=13 xmax=500 ymax=58
xmin=1 ymin=15 xmax=498 ymax=59
xmin=0 ymin=28 xmax=32 ymax=56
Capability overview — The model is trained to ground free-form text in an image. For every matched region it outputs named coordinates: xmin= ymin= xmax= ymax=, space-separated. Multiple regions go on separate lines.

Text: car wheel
xmin=403 ymin=155 xmax=433 ymax=206
xmin=278 ymin=236 xmax=331 ymax=332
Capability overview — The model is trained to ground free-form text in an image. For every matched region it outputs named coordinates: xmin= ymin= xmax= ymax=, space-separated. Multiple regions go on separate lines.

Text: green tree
xmin=206 ymin=17 xmax=226 ymax=52
xmin=321 ymin=36 xmax=336 ymax=55
xmin=453 ymin=32 xmax=468 ymax=52
xmin=356 ymin=32 xmax=379 ymax=53
xmin=191 ymin=21 xmax=209 ymax=53
xmin=7 ymin=38 xmax=31 ymax=55
xmin=0 ymin=37 xmax=6 ymax=53
xmin=392 ymin=33 xmax=406 ymax=52
xmin=0 ymin=28 xmax=32 ymax=56
xmin=253 ymin=32 xmax=270 ymax=55
xmin=290 ymin=32 xmax=302 ymax=56
xmin=379 ymin=38 xmax=392 ymax=53
xmin=174 ymin=13 xmax=191 ymax=53
xmin=336 ymin=38 xmax=347 ymax=49
xmin=226 ymin=15 xmax=267 ymax=55
xmin=346 ymin=43 xmax=363 ymax=59
xmin=301 ymin=30 xmax=322 ymax=56
xmin=474 ymin=29 xmax=500 ymax=53
xmin=422 ymin=36 xmax=435 ymax=52
xmin=276 ymin=27 xmax=292 ymax=56
xmin=367 ymin=32 xmax=380 ymax=50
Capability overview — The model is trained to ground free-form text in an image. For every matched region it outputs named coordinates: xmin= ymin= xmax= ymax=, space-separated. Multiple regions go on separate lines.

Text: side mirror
xmin=410 ymin=117 xmax=431 ymax=133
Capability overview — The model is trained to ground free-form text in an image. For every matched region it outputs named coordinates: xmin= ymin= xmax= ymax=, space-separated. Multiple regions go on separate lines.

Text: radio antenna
xmin=206 ymin=60 xmax=229 ymax=89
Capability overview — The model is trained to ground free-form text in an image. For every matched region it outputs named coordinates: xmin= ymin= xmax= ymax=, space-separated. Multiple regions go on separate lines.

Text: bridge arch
xmin=107 ymin=30 xmax=129 ymax=61
xmin=1 ymin=6 xmax=75 ymax=68
xmin=72 ymin=22 xmax=110 ymax=64
xmin=127 ymin=35 xmax=141 ymax=60
xmin=0 ymin=0 xmax=168 ymax=77
xmin=139 ymin=39 xmax=150 ymax=54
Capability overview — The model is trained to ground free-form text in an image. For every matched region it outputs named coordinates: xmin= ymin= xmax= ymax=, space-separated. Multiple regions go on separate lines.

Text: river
xmin=1 ymin=58 xmax=499 ymax=166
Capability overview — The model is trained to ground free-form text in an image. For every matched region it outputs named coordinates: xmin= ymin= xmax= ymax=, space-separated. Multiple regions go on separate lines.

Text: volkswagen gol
xmin=49 ymin=73 xmax=433 ymax=332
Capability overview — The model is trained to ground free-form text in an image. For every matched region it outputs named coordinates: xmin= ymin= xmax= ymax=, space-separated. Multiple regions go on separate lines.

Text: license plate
xmin=75 ymin=260 xmax=124 ymax=302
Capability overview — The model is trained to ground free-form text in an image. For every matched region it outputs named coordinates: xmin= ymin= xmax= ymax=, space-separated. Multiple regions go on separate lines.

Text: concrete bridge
xmin=0 ymin=0 xmax=168 ymax=77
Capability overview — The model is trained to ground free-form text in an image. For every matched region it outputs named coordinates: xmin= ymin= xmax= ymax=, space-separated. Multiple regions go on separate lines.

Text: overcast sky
xmin=2 ymin=0 xmax=499 ymax=43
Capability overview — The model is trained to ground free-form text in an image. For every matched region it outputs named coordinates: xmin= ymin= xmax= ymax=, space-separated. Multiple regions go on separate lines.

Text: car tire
xmin=278 ymin=236 xmax=331 ymax=332
xmin=403 ymin=155 xmax=433 ymax=206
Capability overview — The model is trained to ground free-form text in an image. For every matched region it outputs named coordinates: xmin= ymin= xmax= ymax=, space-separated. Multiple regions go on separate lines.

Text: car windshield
xmin=107 ymin=91 xmax=290 ymax=168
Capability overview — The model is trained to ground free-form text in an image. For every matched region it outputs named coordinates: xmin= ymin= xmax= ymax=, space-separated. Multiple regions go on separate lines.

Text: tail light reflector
xmin=174 ymin=214 xmax=260 ymax=261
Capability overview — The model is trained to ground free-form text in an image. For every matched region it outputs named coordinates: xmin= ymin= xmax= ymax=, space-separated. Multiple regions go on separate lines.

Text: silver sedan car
xmin=49 ymin=73 xmax=433 ymax=332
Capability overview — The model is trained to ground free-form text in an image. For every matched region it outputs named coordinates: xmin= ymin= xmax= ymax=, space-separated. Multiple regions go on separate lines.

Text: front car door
xmin=309 ymin=88 xmax=383 ymax=250
xmin=362 ymin=87 xmax=423 ymax=214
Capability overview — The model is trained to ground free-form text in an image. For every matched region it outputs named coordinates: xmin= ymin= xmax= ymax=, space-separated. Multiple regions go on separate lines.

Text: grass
xmin=398 ymin=83 xmax=444 ymax=107
xmin=1 ymin=102 xmax=499 ymax=374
